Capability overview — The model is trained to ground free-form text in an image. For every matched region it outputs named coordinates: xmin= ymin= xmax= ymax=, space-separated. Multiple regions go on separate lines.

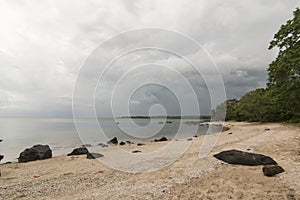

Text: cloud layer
xmin=0 ymin=0 xmax=299 ymax=117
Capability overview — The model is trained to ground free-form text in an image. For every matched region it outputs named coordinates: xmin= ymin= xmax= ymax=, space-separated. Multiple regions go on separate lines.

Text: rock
xmin=132 ymin=150 xmax=141 ymax=153
xmin=264 ymin=128 xmax=270 ymax=131
xmin=86 ymin=153 xmax=104 ymax=159
xmin=119 ymin=141 xmax=126 ymax=145
xmin=126 ymin=141 xmax=134 ymax=145
xmin=187 ymin=138 xmax=193 ymax=141
xmin=137 ymin=143 xmax=145 ymax=146
xmin=67 ymin=147 xmax=89 ymax=156
xmin=193 ymin=135 xmax=198 ymax=138
xmin=18 ymin=145 xmax=52 ymax=163
xmin=98 ymin=143 xmax=109 ymax=148
xmin=262 ymin=165 xmax=284 ymax=176
xmin=0 ymin=155 xmax=3 ymax=161
xmin=213 ymin=149 xmax=277 ymax=166
xmin=82 ymin=144 xmax=92 ymax=147
xmin=0 ymin=139 xmax=2 ymax=142
xmin=228 ymin=132 xmax=233 ymax=135
xmin=154 ymin=137 xmax=168 ymax=142
xmin=222 ymin=127 xmax=230 ymax=132
xmin=107 ymin=137 xmax=118 ymax=145
xmin=166 ymin=121 xmax=173 ymax=124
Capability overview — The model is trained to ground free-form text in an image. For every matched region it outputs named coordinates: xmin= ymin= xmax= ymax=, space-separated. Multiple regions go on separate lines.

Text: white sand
xmin=0 ymin=121 xmax=299 ymax=199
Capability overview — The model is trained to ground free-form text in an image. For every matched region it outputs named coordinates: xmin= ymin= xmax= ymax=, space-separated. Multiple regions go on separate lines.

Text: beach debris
xmin=262 ymin=165 xmax=285 ymax=177
xmin=119 ymin=141 xmax=126 ymax=145
xmin=18 ymin=144 xmax=52 ymax=163
xmin=213 ymin=149 xmax=277 ymax=166
xmin=86 ymin=153 xmax=104 ymax=159
xmin=187 ymin=138 xmax=193 ymax=141
xmin=0 ymin=154 xmax=4 ymax=161
xmin=132 ymin=150 xmax=141 ymax=153
xmin=107 ymin=137 xmax=118 ymax=145
xmin=98 ymin=143 xmax=109 ymax=148
xmin=154 ymin=137 xmax=168 ymax=142
xmin=67 ymin=147 xmax=89 ymax=156
xmin=137 ymin=143 xmax=145 ymax=146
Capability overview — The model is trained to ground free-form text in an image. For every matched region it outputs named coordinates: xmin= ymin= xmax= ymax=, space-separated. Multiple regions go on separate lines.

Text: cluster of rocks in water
xmin=213 ymin=149 xmax=285 ymax=177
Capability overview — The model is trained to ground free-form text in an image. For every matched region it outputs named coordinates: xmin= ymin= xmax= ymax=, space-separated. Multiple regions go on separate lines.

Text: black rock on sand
xmin=18 ymin=144 xmax=52 ymax=163
xmin=213 ymin=149 xmax=277 ymax=166
xmin=0 ymin=155 xmax=4 ymax=161
xmin=262 ymin=165 xmax=285 ymax=177
xmin=67 ymin=147 xmax=89 ymax=156
xmin=154 ymin=137 xmax=168 ymax=142
xmin=107 ymin=137 xmax=118 ymax=145
xmin=86 ymin=153 xmax=104 ymax=159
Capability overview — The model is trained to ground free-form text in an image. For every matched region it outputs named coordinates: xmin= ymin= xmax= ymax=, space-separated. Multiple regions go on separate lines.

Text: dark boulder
xmin=119 ymin=141 xmax=126 ymax=145
xmin=132 ymin=150 xmax=141 ymax=153
xmin=0 ymin=155 xmax=3 ymax=161
xmin=213 ymin=149 xmax=277 ymax=166
xmin=18 ymin=145 xmax=52 ymax=163
xmin=0 ymin=139 xmax=3 ymax=142
xmin=67 ymin=147 xmax=89 ymax=156
xmin=137 ymin=143 xmax=145 ymax=146
xmin=154 ymin=137 xmax=168 ymax=142
xmin=86 ymin=153 xmax=104 ymax=159
xmin=262 ymin=165 xmax=284 ymax=177
xmin=107 ymin=137 xmax=118 ymax=145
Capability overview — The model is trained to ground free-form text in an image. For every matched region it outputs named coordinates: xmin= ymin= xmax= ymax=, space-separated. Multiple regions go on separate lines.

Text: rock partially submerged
xmin=213 ymin=149 xmax=277 ymax=166
xmin=0 ymin=139 xmax=3 ymax=142
xmin=67 ymin=147 xmax=89 ymax=156
xmin=119 ymin=141 xmax=126 ymax=145
xmin=262 ymin=165 xmax=284 ymax=177
xmin=107 ymin=137 xmax=118 ymax=145
xmin=154 ymin=137 xmax=168 ymax=142
xmin=0 ymin=155 xmax=3 ymax=161
xmin=86 ymin=153 xmax=104 ymax=159
xmin=18 ymin=145 xmax=52 ymax=163
xmin=98 ymin=143 xmax=109 ymax=148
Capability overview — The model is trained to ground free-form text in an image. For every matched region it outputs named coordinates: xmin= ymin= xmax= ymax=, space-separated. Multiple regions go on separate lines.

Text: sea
xmin=0 ymin=117 xmax=217 ymax=163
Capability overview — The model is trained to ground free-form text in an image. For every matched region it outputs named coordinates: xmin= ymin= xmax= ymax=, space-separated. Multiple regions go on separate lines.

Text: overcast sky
xmin=0 ymin=0 xmax=299 ymax=117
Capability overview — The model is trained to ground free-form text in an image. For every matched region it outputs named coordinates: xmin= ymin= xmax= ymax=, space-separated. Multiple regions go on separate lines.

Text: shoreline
xmin=1 ymin=121 xmax=299 ymax=199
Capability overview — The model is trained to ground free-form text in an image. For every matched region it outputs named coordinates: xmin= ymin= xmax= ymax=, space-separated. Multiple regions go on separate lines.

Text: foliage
xmin=212 ymin=8 xmax=300 ymax=123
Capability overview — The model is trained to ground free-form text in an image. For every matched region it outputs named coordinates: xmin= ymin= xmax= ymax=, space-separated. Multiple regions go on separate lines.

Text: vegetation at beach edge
xmin=212 ymin=8 xmax=300 ymax=123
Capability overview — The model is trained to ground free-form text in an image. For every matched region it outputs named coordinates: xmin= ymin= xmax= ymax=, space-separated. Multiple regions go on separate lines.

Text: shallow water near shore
xmin=0 ymin=117 xmax=212 ymax=163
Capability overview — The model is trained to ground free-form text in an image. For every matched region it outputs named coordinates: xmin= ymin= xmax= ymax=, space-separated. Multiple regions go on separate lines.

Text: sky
xmin=0 ymin=0 xmax=299 ymax=118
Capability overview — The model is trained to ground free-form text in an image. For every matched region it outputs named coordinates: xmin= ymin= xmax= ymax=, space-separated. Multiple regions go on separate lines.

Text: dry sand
xmin=0 ymin=121 xmax=299 ymax=199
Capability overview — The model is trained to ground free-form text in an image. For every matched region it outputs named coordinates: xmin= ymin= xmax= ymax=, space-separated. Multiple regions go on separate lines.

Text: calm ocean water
xmin=0 ymin=118 xmax=212 ymax=163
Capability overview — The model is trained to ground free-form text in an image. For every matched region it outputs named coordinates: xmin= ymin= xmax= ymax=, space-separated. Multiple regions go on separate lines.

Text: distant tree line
xmin=212 ymin=8 xmax=300 ymax=123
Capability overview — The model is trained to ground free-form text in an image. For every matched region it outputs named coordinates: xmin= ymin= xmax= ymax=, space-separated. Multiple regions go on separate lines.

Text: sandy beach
xmin=0 ymin=121 xmax=299 ymax=200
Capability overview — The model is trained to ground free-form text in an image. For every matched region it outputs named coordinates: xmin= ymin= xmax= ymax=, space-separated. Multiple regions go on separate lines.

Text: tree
xmin=268 ymin=8 xmax=300 ymax=122
xmin=268 ymin=8 xmax=300 ymax=86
